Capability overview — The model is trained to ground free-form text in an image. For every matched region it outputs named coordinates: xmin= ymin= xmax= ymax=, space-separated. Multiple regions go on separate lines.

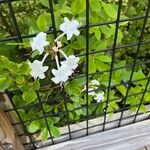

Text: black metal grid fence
xmin=0 ymin=0 xmax=150 ymax=149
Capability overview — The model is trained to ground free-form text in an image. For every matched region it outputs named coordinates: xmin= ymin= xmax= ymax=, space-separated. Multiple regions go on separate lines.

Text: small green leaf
xmin=32 ymin=80 xmax=40 ymax=91
xmin=28 ymin=121 xmax=40 ymax=133
xmin=44 ymin=105 xmax=53 ymax=112
xmin=16 ymin=76 xmax=25 ymax=84
xmin=41 ymin=128 xmax=49 ymax=141
xmin=95 ymin=55 xmax=111 ymax=63
xmin=39 ymin=0 xmax=49 ymax=8
xmin=116 ymin=85 xmax=127 ymax=96
xmin=102 ymin=3 xmax=117 ymax=19
xmin=0 ymin=78 xmax=10 ymax=91
xmin=71 ymin=96 xmax=80 ymax=103
xmin=47 ymin=118 xmax=54 ymax=126
xmin=100 ymin=25 xmax=114 ymax=38
xmin=51 ymin=126 xmax=60 ymax=138
xmin=22 ymin=91 xmax=37 ymax=103
xmin=144 ymin=93 xmax=150 ymax=102
xmin=18 ymin=62 xmax=30 ymax=75
xmin=0 ymin=55 xmax=10 ymax=68
xmin=67 ymin=103 xmax=74 ymax=110
xmin=37 ymin=14 xmax=48 ymax=31
xmin=95 ymin=61 xmax=110 ymax=71
xmin=51 ymin=117 xmax=60 ymax=124
xmin=89 ymin=56 xmax=96 ymax=73
xmin=74 ymin=103 xmax=82 ymax=116
xmin=140 ymin=105 xmax=147 ymax=113
xmin=71 ymin=0 xmax=86 ymax=15
xmin=90 ymin=0 xmax=101 ymax=13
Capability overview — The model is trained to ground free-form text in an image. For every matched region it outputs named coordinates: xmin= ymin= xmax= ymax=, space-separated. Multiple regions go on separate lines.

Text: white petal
xmin=51 ymin=77 xmax=59 ymax=84
xmin=51 ymin=69 xmax=58 ymax=76
xmin=66 ymin=32 xmax=73 ymax=40
xmin=42 ymin=66 xmax=49 ymax=72
xmin=38 ymin=73 xmax=45 ymax=79
xmin=73 ymin=29 xmax=80 ymax=36
xmin=71 ymin=20 xmax=80 ymax=27
xmin=64 ymin=17 xmax=70 ymax=23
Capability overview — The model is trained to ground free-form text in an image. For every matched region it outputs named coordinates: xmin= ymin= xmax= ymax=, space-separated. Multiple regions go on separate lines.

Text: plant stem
xmin=59 ymin=49 xmax=68 ymax=59
xmin=55 ymin=55 xmax=60 ymax=69
xmin=54 ymin=33 xmax=65 ymax=42
xmin=42 ymin=52 xmax=49 ymax=63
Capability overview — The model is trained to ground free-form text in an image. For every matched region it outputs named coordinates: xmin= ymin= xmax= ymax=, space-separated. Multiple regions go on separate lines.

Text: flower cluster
xmin=51 ymin=54 xmax=79 ymax=84
xmin=82 ymin=80 xmax=105 ymax=103
xmin=29 ymin=17 xmax=80 ymax=84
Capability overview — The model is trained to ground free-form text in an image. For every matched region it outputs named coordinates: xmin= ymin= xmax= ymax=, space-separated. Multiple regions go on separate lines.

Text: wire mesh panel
xmin=0 ymin=0 xmax=150 ymax=149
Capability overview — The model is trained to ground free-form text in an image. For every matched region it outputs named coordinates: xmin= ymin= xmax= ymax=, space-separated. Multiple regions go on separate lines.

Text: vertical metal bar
xmin=118 ymin=0 xmax=150 ymax=127
xmin=85 ymin=0 xmax=89 ymax=135
xmin=6 ymin=91 xmax=36 ymax=149
xmin=133 ymin=77 xmax=150 ymax=123
xmin=103 ymin=0 xmax=123 ymax=131
xmin=48 ymin=0 xmax=72 ymax=140
xmin=36 ymin=91 xmax=54 ymax=144
xmin=6 ymin=0 xmax=22 ymax=42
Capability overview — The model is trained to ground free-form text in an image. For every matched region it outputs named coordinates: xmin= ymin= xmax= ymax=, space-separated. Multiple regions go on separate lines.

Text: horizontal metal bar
xmin=5 ymin=77 xmax=149 ymax=112
xmin=0 ymin=15 xmax=150 ymax=42
xmin=11 ymin=89 xmax=150 ymax=126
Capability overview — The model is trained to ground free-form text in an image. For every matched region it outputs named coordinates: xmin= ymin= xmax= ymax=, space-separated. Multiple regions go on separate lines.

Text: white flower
xmin=88 ymin=88 xmax=96 ymax=96
xmin=61 ymin=55 xmax=80 ymax=70
xmin=29 ymin=60 xmax=49 ymax=79
xmin=51 ymin=66 xmax=73 ymax=84
xmin=30 ymin=32 xmax=49 ymax=54
xmin=90 ymin=80 xmax=100 ymax=86
xmin=94 ymin=92 xmax=104 ymax=103
xmin=60 ymin=17 xmax=80 ymax=40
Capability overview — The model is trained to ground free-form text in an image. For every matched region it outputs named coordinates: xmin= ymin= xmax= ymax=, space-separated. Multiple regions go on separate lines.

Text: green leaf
xmin=69 ymin=112 xmax=74 ymax=120
xmin=0 ymin=56 xmax=10 ymax=68
xmin=110 ymin=102 xmax=118 ymax=109
xmin=39 ymin=0 xmax=49 ymax=8
xmin=32 ymin=80 xmax=40 ymax=91
xmin=18 ymin=62 xmax=30 ymax=75
xmin=100 ymin=25 xmax=114 ymax=38
xmin=51 ymin=117 xmax=60 ymax=124
xmin=72 ymin=36 xmax=86 ymax=50
xmin=95 ymin=55 xmax=111 ymax=63
xmin=116 ymin=85 xmax=127 ymax=96
xmin=132 ymin=69 xmax=146 ymax=85
xmin=22 ymin=91 xmax=37 ymax=103
xmin=90 ymin=0 xmax=101 ymax=13
xmin=89 ymin=56 xmax=96 ymax=73
xmin=140 ymin=105 xmax=147 ymax=113
xmin=71 ymin=96 xmax=80 ymax=103
xmin=102 ymin=3 xmax=117 ymax=19
xmin=0 ymin=78 xmax=10 ymax=91
xmin=74 ymin=103 xmax=82 ymax=116
xmin=16 ymin=76 xmax=25 ymax=84
xmin=95 ymin=61 xmax=110 ymax=71
xmin=37 ymin=14 xmax=48 ymax=31
xmin=28 ymin=121 xmax=40 ymax=133
xmin=71 ymin=0 xmax=86 ymax=15
xmin=90 ymin=27 xmax=101 ymax=41
xmin=44 ymin=105 xmax=53 ymax=112
xmin=67 ymin=103 xmax=74 ymax=110
xmin=47 ymin=118 xmax=54 ymax=126
xmin=41 ymin=128 xmax=49 ymax=141
xmin=51 ymin=126 xmax=60 ymax=138
xmin=144 ymin=93 xmax=150 ymax=102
